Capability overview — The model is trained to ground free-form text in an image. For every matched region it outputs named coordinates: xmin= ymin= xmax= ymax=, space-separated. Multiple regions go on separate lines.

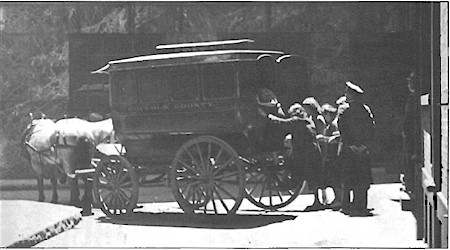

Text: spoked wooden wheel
xmin=93 ymin=155 xmax=139 ymax=217
xmin=170 ymin=136 xmax=246 ymax=215
xmin=245 ymin=162 xmax=306 ymax=211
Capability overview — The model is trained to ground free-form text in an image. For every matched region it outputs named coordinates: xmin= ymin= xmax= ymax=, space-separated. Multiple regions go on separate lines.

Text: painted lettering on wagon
xmin=173 ymin=102 xmax=214 ymax=110
xmin=127 ymin=102 xmax=215 ymax=112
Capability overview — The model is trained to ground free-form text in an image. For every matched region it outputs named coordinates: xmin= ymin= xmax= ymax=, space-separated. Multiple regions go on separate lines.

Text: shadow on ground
xmin=97 ymin=211 xmax=296 ymax=229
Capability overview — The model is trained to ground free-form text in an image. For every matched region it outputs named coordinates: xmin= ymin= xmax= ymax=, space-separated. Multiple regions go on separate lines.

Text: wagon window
xmin=110 ymin=70 xmax=137 ymax=104
xmin=202 ymin=63 xmax=236 ymax=99
xmin=167 ymin=66 xmax=199 ymax=101
xmin=137 ymin=68 xmax=169 ymax=103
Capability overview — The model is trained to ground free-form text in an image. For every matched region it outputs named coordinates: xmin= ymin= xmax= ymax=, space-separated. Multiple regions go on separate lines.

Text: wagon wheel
xmin=245 ymin=161 xmax=306 ymax=211
xmin=93 ymin=155 xmax=139 ymax=217
xmin=170 ymin=136 xmax=246 ymax=215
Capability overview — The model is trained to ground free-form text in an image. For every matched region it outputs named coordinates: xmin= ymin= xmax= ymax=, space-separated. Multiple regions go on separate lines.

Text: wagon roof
xmin=91 ymin=49 xmax=285 ymax=74
xmin=155 ymin=38 xmax=254 ymax=50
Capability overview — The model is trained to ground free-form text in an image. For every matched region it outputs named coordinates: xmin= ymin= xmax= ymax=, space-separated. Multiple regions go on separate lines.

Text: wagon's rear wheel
xmin=245 ymin=162 xmax=306 ymax=211
xmin=93 ymin=155 xmax=139 ymax=217
xmin=170 ymin=136 xmax=246 ymax=215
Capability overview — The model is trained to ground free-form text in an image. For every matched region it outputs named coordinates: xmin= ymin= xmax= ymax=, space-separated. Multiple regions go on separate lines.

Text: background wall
xmin=0 ymin=2 xmax=420 ymax=178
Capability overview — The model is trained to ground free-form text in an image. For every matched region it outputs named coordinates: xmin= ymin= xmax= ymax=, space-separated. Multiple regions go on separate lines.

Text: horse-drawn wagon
xmin=90 ymin=39 xmax=311 ymax=217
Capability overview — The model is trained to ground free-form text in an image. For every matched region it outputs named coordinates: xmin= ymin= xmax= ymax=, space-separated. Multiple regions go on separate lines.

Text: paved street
xmin=3 ymin=182 xmax=425 ymax=248
xmin=0 ymin=168 xmax=428 ymax=248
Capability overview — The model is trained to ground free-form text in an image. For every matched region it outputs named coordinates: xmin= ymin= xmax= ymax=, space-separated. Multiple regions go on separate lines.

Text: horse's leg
xmin=50 ymin=175 xmax=58 ymax=203
xmin=37 ymin=176 xmax=45 ymax=202
xmin=81 ymin=177 xmax=93 ymax=216
xmin=69 ymin=177 xmax=81 ymax=206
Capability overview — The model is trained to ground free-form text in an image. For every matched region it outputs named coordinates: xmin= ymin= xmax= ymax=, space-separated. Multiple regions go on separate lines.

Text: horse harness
xmin=24 ymin=125 xmax=96 ymax=176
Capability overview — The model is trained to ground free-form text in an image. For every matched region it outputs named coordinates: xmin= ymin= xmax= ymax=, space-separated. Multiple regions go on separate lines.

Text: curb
xmin=7 ymin=214 xmax=82 ymax=248
xmin=1 ymin=200 xmax=82 ymax=247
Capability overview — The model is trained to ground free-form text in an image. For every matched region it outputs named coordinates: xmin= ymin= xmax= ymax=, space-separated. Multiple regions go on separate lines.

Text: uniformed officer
xmin=337 ymin=81 xmax=375 ymax=216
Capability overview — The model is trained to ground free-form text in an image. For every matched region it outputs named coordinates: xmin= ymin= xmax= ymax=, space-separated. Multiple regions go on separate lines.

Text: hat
xmin=301 ymin=97 xmax=321 ymax=109
xmin=321 ymin=103 xmax=337 ymax=113
xmin=335 ymin=96 xmax=347 ymax=105
xmin=256 ymin=88 xmax=279 ymax=107
xmin=345 ymin=81 xmax=364 ymax=94
xmin=288 ymin=103 xmax=304 ymax=115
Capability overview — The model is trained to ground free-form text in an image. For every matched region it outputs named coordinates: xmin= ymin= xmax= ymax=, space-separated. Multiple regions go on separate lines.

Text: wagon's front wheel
xmin=93 ymin=155 xmax=139 ymax=217
xmin=170 ymin=136 xmax=246 ymax=215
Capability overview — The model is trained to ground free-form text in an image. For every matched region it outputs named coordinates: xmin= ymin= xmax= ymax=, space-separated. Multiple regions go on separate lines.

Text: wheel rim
xmin=245 ymin=163 xmax=305 ymax=210
xmin=93 ymin=155 xmax=139 ymax=217
xmin=170 ymin=136 xmax=246 ymax=215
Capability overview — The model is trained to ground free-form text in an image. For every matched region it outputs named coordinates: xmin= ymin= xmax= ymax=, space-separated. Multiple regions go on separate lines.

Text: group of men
xmin=257 ymin=81 xmax=376 ymax=217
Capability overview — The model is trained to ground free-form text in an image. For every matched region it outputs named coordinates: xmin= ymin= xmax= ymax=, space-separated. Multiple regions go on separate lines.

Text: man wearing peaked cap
xmin=337 ymin=81 xmax=375 ymax=217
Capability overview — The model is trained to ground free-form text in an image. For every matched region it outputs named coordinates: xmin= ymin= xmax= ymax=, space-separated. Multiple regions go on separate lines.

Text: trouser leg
xmin=353 ymin=186 xmax=368 ymax=210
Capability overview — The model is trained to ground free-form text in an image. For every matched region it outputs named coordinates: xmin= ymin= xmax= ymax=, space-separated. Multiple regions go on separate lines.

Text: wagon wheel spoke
xmin=100 ymin=190 xmax=114 ymax=204
xmin=213 ymin=180 xmax=238 ymax=201
xmin=117 ymin=189 xmax=132 ymax=206
xmin=175 ymin=171 xmax=202 ymax=181
xmin=245 ymin=171 xmax=264 ymax=195
xmin=207 ymin=142 xmax=212 ymax=171
xmin=209 ymin=189 xmax=218 ymax=214
xmin=117 ymin=169 xmax=130 ymax=185
xmin=258 ymin=175 xmax=269 ymax=203
xmin=184 ymin=148 xmax=202 ymax=172
xmin=195 ymin=143 xmax=206 ymax=171
xmin=267 ymin=175 xmax=274 ymax=206
xmin=182 ymin=183 xmax=195 ymax=200
xmin=212 ymin=183 xmax=231 ymax=213
xmin=176 ymin=158 xmax=201 ymax=174
xmin=212 ymin=170 xmax=242 ymax=180
xmin=97 ymin=178 xmax=112 ymax=188
xmin=246 ymin=171 xmax=263 ymax=183
xmin=115 ymin=191 xmax=127 ymax=207
xmin=214 ymin=147 xmax=224 ymax=164
xmin=118 ymin=186 xmax=132 ymax=199
xmin=119 ymin=180 xmax=133 ymax=188
xmin=114 ymin=164 xmax=124 ymax=183
xmin=212 ymin=158 xmax=234 ymax=175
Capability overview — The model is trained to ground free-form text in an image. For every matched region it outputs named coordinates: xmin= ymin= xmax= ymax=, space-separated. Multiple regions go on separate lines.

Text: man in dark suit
xmin=338 ymin=81 xmax=375 ymax=216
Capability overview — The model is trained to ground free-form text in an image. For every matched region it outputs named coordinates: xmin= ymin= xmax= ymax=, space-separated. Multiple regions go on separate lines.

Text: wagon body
xmin=94 ymin=39 xmax=308 ymax=164
xmin=91 ymin=39 xmax=311 ymax=216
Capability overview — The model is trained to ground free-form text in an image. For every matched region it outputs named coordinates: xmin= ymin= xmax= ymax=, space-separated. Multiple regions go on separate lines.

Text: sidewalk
xmin=0 ymin=200 xmax=82 ymax=247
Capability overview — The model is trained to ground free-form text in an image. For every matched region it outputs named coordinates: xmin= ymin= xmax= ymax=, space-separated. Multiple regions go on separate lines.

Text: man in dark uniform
xmin=338 ymin=81 xmax=375 ymax=216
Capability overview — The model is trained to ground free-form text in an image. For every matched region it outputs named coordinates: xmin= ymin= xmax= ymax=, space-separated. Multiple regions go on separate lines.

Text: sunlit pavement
xmin=31 ymin=182 xmax=427 ymax=248
xmin=0 ymin=200 xmax=82 ymax=247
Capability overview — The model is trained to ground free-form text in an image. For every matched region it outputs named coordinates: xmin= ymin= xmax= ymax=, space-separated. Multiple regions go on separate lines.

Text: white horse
xmin=22 ymin=117 xmax=63 ymax=203
xmin=22 ymin=116 xmax=114 ymax=214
